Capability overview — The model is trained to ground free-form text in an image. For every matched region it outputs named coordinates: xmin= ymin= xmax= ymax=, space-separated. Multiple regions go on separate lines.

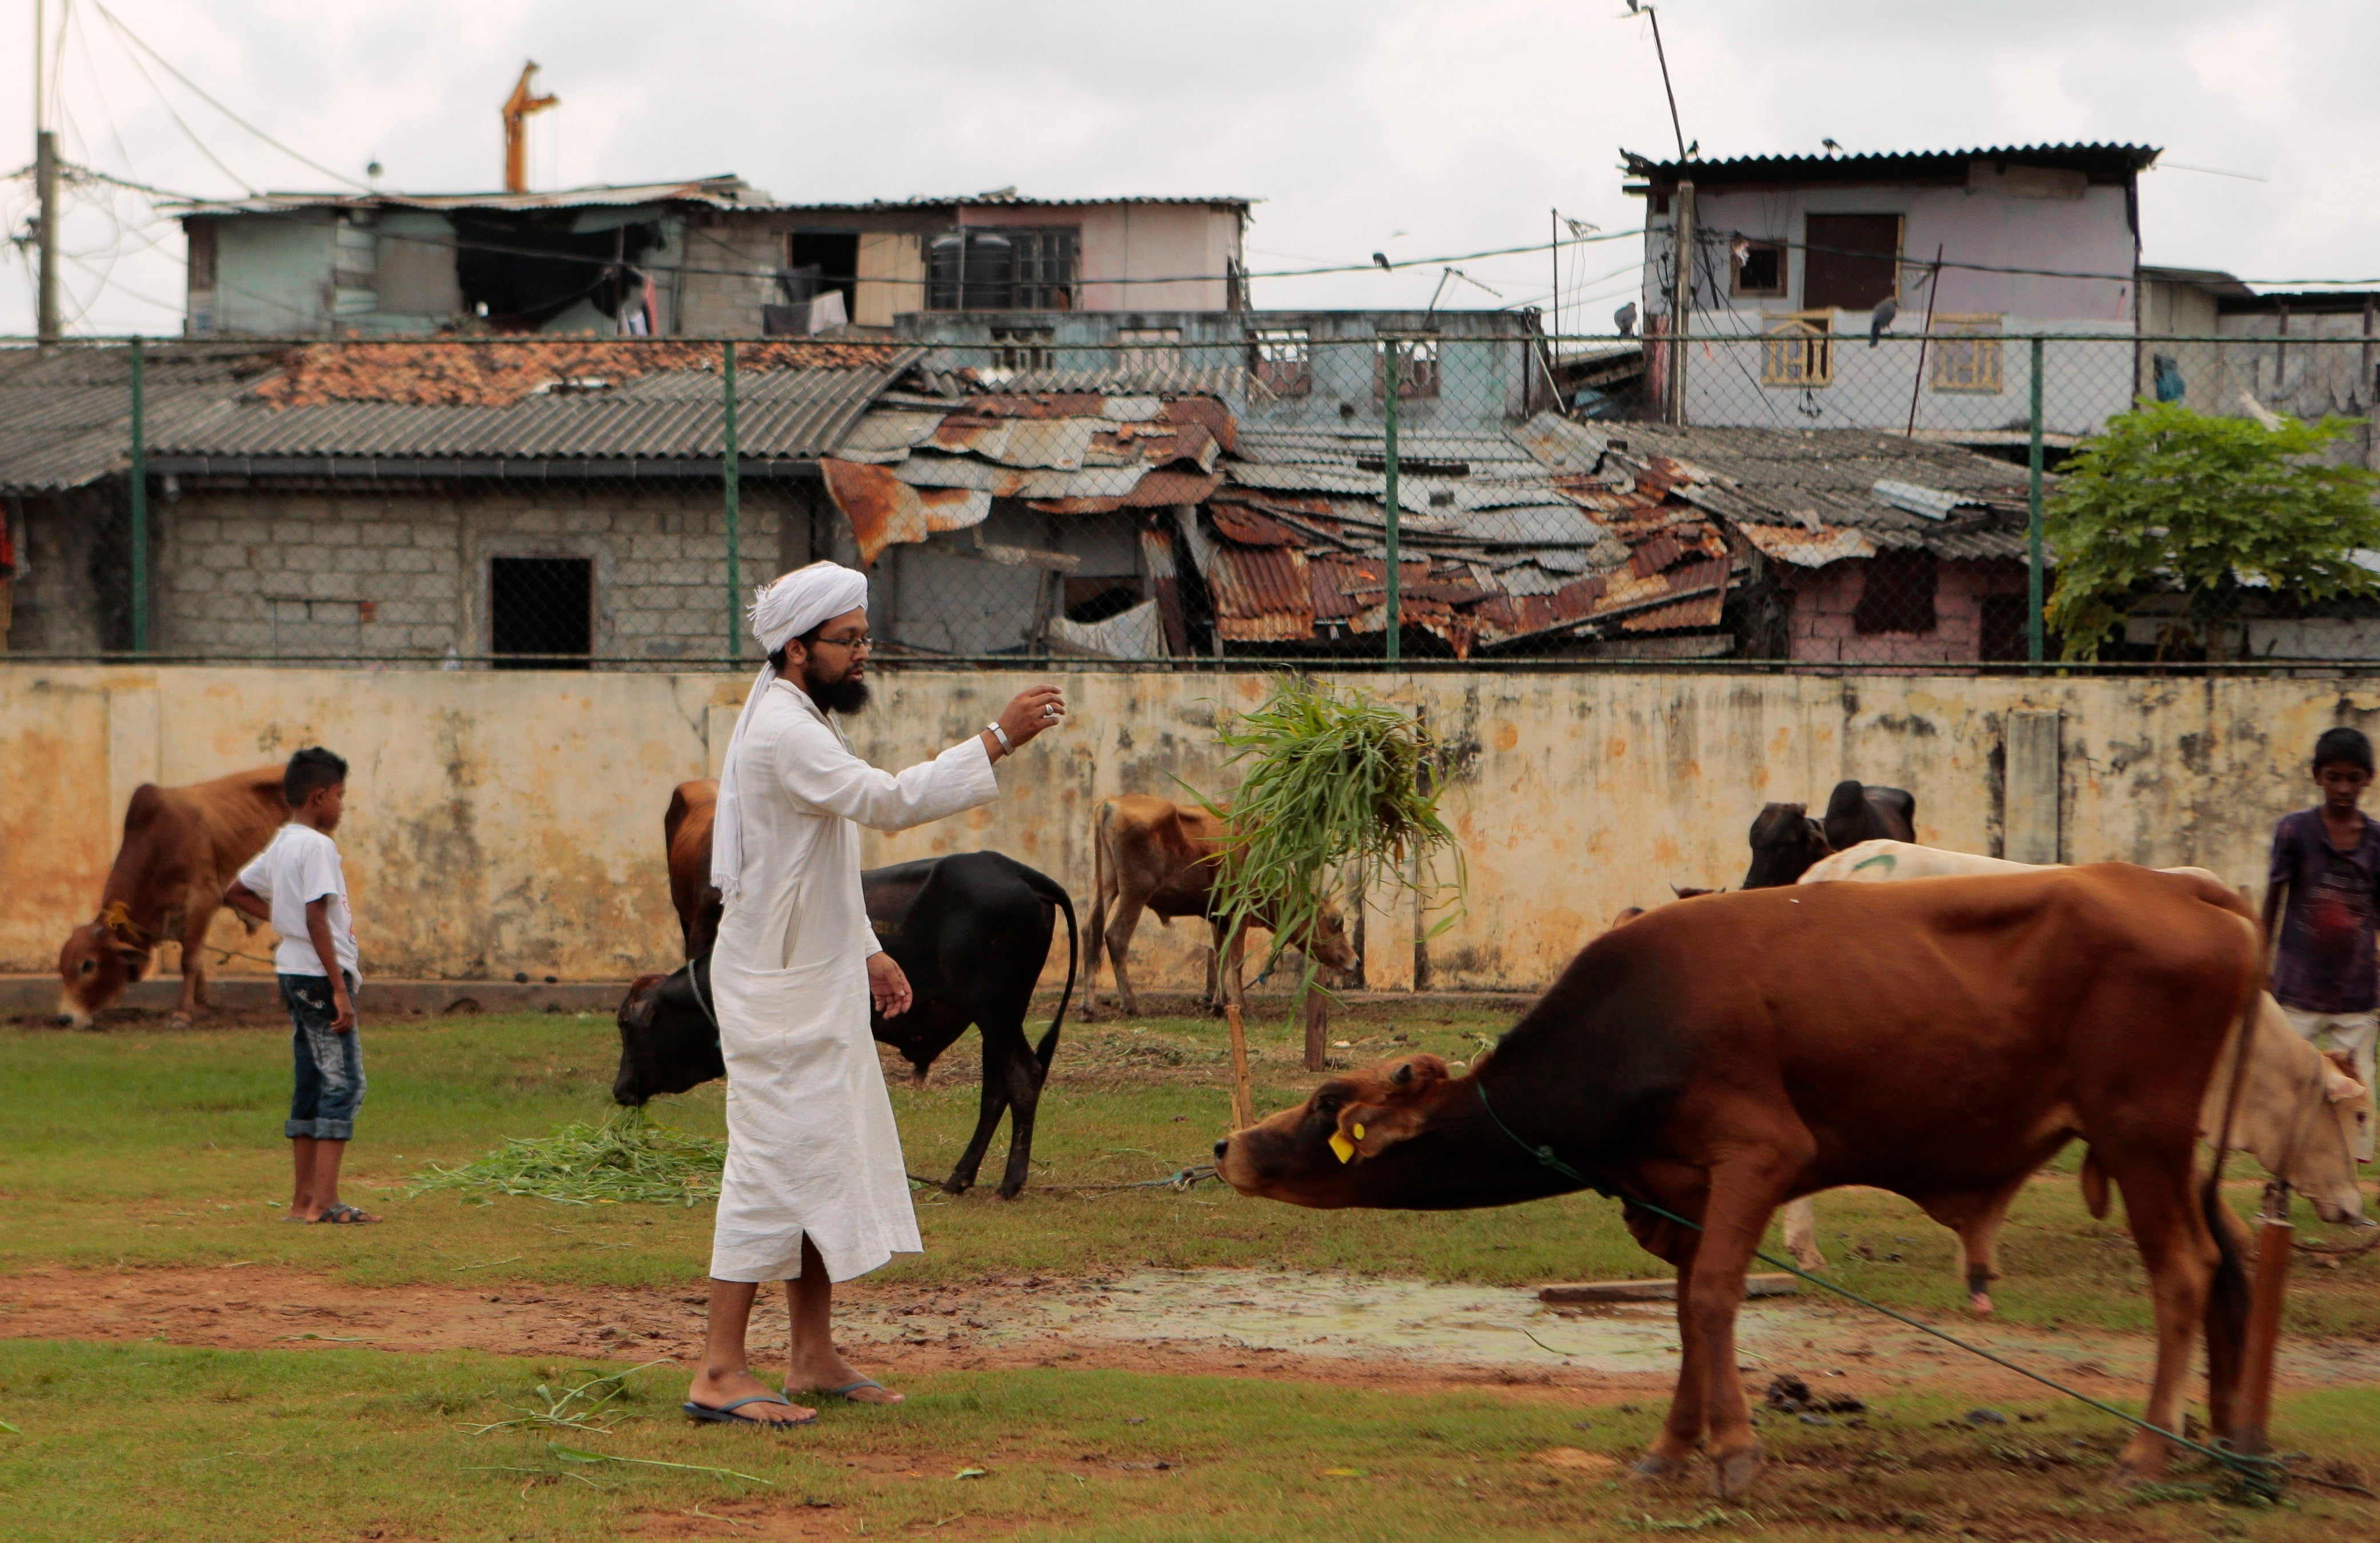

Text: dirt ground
xmin=10 ymin=1262 xmax=2379 ymax=1410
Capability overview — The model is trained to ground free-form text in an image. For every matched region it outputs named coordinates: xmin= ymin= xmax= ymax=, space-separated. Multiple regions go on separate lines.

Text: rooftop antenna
xmin=502 ymin=61 xmax=559 ymax=194
xmin=1626 ymin=2 xmax=1689 ymax=163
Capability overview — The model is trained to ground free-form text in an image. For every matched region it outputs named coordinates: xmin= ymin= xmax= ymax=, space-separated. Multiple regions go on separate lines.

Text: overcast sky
xmin=5 ymin=0 xmax=2375 ymax=337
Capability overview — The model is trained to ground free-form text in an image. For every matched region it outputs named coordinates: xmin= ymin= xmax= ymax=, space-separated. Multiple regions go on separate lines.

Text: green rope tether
xmin=1472 ymin=1082 xmax=2288 ymax=1502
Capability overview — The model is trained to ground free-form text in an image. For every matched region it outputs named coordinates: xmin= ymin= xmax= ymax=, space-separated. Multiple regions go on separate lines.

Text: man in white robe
xmin=684 ymin=562 xmax=1066 ymax=1428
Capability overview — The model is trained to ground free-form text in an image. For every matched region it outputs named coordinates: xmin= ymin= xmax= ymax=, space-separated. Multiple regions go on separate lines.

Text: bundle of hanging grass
xmin=410 ymin=1107 xmax=725 ymax=1208
xmin=1201 ymin=675 xmax=1464 ymax=1009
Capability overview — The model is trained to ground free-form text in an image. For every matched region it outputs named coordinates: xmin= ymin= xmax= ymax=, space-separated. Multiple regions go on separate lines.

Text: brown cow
xmin=1217 ymin=866 xmax=2259 ymax=1497
xmin=1083 ymin=793 xmax=1356 ymax=1018
xmin=57 ymin=765 xmax=287 ymax=1027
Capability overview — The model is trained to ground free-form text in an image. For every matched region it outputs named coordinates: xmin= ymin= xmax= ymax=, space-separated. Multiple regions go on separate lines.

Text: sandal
xmin=684 ymin=1393 xmax=816 ymax=1428
xmin=312 ymin=1203 xmax=380 ymax=1224
xmin=800 ymin=1378 xmax=904 ymax=1405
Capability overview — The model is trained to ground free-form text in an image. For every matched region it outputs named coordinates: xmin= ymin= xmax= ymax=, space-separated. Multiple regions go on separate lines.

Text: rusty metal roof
xmin=821 ymin=375 xmax=1236 ymax=563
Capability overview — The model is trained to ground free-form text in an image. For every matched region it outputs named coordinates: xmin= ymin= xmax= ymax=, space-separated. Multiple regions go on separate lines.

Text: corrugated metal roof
xmin=1622 ymin=143 xmax=2161 ymax=185
xmin=0 ymin=343 xmax=282 ymax=493
xmin=820 ymin=375 xmax=1238 ymax=560
xmin=169 ymin=177 xmax=769 ymax=217
xmin=149 ymin=351 xmax=919 ymax=462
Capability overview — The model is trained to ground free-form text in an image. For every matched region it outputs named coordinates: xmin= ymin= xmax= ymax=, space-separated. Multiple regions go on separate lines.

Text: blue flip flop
xmin=683 ymin=1393 xmax=816 ymax=1428
xmin=802 ymin=1378 xmax=902 ymax=1404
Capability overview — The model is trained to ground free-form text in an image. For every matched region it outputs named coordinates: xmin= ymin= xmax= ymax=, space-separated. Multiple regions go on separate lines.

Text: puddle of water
xmin=840 ymin=1266 xmax=2380 ymax=1385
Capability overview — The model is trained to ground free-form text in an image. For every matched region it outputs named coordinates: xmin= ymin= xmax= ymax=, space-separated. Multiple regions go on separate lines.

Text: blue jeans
xmin=281 ymin=972 xmax=365 ymax=1141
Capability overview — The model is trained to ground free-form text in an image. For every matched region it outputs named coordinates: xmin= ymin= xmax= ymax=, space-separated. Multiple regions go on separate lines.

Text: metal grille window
xmin=925 ymin=228 xmax=1079 ymax=310
xmin=489 ymin=556 xmax=592 ymax=669
xmin=1250 ymin=327 xmax=1312 ymax=394
xmin=1930 ymin=314 xmax=2005 ymax=394
xmin=1760 ymin=311 xmax=1834 ymax=387
xmin=1373 ymin=337 xmax=1440 ymax=399
xmin=1732 ymin=241 xmax=1786 ymax=297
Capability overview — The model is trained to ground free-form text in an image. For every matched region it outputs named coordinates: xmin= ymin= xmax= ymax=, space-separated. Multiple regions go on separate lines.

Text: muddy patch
xmin=6 ymin=1264 xmax=2379 ymax=1405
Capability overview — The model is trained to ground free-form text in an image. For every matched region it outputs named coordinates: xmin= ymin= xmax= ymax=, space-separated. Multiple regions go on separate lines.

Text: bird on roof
xmin=1822 ymin=138 xmax=1843 ymax=156
xmin=1615 ymin=302 xmax=1639 ymax=338
xmin=1868 ymin=295 xmax=1898 ymax=347
xmin=1372 ymin=253 xmax=1392 ymax=271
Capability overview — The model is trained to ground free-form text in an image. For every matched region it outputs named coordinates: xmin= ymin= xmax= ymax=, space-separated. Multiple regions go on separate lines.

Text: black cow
xmin=1741 ymin=780 xmax=1916 ymax=889
xmin=615 ymin=850 xmax=1077 ymax=1201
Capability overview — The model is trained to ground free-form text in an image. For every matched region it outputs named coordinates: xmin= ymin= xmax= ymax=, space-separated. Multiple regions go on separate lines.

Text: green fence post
xmin=2027 ymin=335 xmax=2044 ymax=667
xmin=1383 ymin=339 xmax=1401 ymax=663
xmin=722 ymin=340 xmax=740 ymax=663
xmin=129 ymin=337 xmax=148 ymax=655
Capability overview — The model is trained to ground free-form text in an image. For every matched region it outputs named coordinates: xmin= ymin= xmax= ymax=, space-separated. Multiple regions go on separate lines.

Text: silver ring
xmin=1044 ymin=704 xmax=1059 ymax=719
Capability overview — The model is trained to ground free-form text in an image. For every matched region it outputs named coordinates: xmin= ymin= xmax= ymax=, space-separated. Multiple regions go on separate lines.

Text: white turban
xmin=709 ymin=562 xmax=870 ymax=905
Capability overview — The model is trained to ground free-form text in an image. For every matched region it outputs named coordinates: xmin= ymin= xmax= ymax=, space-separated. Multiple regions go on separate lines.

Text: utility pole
xmin=34 ymin=0 xmax=61 ymax=343
xmin=1668 ymin=178 xmax=1694 ymax=425
xmin=1381 ymin=337 xmax=1401 ymax=662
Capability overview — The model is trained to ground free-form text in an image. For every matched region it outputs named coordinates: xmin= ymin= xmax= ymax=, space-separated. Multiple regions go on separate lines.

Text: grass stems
xmin=1199 ymin=676 xmax=1464 ymax=1033
xmin=409 ymin=1107 xmax=724 ymax=1208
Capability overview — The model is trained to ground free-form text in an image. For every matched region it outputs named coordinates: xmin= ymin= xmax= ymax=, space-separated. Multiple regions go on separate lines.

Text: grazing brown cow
xmin=1217 ymin=866 xmax=2258 ymax=1498
xmin=1083 ymin=793 xmax=1356 ymax=1018
xmin=57 ymin=765 xmax=287 ymax=1028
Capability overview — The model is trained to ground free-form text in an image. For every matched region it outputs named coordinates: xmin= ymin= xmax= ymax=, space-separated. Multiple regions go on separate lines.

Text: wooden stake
xmin=2233 ymin=1211 xmax=2294 ymax=1454
xmin=1226 ymin=1004 xmax=1255 ymax=1132
xmin=1303 ymin=986 xmax=1329 ymax=1072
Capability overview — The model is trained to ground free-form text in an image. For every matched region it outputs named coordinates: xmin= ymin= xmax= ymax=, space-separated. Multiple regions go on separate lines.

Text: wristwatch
xmin=986 ymin=721 xmax=1013 ymax=753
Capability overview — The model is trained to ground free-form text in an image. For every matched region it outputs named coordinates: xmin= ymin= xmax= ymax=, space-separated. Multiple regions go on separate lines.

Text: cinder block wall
xmin=0 ymin=665 xmax=2359 ymax=989
xmin=147 ymin=486 xmax=793 ymax=663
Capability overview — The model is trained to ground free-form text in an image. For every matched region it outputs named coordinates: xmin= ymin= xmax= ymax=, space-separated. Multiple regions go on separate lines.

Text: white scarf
xmin=710 ymin=561 xmax=870 ymax=901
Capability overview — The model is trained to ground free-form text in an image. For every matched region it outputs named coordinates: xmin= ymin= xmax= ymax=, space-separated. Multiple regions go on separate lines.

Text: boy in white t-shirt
xmin=225 ymin=747 xmax=377 ymax=1224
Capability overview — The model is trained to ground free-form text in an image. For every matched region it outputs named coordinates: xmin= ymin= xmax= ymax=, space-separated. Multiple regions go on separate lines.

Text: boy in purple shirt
xmin=2261 ymin=725 xmax=2379 ymax=1161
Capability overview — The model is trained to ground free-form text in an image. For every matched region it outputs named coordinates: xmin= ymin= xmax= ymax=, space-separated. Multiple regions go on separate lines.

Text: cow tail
xmin=2198 ymin=973 xmax=2262 ymax=1377
xmin=1024 ymin=870 xmax=1078 ymax=1077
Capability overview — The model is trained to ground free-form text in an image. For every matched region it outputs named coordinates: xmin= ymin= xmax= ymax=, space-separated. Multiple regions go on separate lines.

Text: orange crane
xmin=501 ymin=62 xmax=559 ymax=193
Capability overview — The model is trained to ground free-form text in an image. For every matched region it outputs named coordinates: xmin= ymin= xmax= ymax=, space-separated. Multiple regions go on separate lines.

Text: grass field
xmin=2 ymin=1005 xmax=2377 ymax=1540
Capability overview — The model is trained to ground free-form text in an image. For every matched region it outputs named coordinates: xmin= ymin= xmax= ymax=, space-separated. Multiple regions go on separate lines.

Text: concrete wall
xmin=4 ymin=664 xmax=2371 ymax=996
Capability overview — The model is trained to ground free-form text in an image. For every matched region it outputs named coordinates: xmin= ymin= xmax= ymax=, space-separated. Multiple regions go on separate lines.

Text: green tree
xmin=2044 ymin=401 xmax=2380 ymax=661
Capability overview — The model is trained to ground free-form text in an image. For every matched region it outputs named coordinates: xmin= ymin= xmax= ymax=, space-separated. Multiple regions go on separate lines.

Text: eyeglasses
xmin=812 ymin=633 xmax=871 ymax=653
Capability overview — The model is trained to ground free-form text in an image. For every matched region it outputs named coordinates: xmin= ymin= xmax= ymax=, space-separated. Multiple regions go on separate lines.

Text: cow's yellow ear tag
xmin=1329 ymin=1132 xmax=1356 ymax=1164
xmin=1352 ymin=1123 xmax=1365 ymax=1140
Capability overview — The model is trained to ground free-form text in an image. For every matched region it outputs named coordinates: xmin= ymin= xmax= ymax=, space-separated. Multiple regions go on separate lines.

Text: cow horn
xmin=1392 ymin=1062 xmax=1416 ymax=1086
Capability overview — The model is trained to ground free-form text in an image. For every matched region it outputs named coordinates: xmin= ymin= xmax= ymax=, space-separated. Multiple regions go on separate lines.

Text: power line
xmin=92 ymin=3 xmax=255 ymax=194
xmin=90 ymin=1 xmax=371 ymax=192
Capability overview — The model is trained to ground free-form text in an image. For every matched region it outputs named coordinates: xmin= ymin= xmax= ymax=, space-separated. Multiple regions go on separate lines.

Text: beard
xmin=801 ymin=658 xmax=870 ymax=714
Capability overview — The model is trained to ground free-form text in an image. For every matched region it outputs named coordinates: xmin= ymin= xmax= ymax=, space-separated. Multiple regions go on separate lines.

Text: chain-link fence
xmin=3 ymin=327 xmax=2377 ymax=671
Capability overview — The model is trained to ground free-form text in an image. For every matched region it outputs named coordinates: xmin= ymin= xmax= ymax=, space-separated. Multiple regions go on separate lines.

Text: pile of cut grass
xmin=409 ymin=1107 xmax=724 ymax=1208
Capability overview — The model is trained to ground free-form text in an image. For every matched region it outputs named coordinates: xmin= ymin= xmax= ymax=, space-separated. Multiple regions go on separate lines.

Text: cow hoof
xmin=1710 ymin=1445 xmax=1766 ymax=1501
xmin=167 ymin=1012 xmax=192 ymax=1030
xmin=1791 ymin=1254 xmax=1827 ymax=1273
xmin=1628 ymin=1452 xmax=1683 ymax=1484
xmin=939 ymin=1180 xmax=974 ymax=1198
xmin=995 ymin=1186 xmax=1024 ymax=1202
